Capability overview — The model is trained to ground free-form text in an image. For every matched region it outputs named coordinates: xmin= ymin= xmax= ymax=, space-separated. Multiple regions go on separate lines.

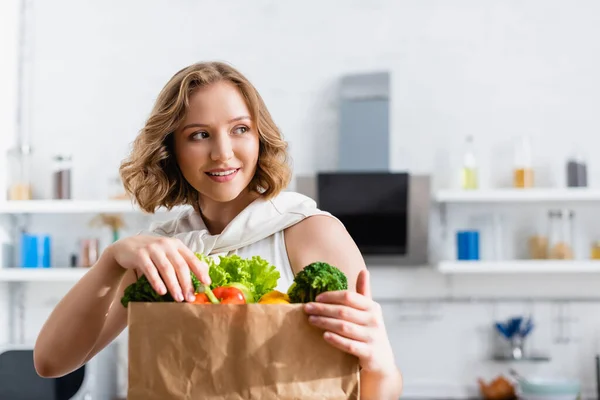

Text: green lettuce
xmin=195 ymin=253 xmax=280 ymax=303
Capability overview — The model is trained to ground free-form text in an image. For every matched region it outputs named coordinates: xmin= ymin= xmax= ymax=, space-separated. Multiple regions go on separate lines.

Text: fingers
xmin=356 ymin=269 xmax=372 ymax=299
xmin=138 ymin=251 xmax=167 ymax=296
xmin=178 ymin=245 xmax=211 ymax=286
xmin=132 ymin=237 xmax=209 ymax=302
xmin=167 ymin=249 xmax=196 ymax=302
xmin=322 ymin=331 xmax=371 ymax=360
xmin=148 ymin=244 xmax=185 ymax=302
xmin=304 ymin=302 xmax=370 ymax=325
xmin=308 ymin=315 xmax=372 ymax=342
xmin=314 ymin=290 xmax=372 ymax=311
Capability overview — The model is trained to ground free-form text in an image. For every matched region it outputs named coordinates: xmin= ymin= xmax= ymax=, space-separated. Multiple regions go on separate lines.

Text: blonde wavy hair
xmin=119 ymin=61 xmax=292 ymax=213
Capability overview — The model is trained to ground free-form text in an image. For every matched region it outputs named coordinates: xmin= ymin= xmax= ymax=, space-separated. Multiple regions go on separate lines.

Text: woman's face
xmin=173 ymin=81 xmax=260 ymax=204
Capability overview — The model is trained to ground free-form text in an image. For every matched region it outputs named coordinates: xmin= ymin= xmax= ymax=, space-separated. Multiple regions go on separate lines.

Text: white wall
xmin=3 ymin=0 xmax=600 ymax=398
xmin=0 ymin=0 xmax=20 ymax=200
xmin=16 ymin=0 xmax=600 ymax=198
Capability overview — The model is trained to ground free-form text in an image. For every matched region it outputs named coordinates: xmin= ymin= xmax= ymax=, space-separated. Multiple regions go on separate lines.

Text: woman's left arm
xmin=284 ymin=215 xmax=403 ymax=400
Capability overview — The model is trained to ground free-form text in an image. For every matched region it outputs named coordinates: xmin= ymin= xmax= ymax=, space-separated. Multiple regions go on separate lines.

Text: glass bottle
xmin=564 ymin=210 xmax=575 ymax=258
xmin=513 ymin=136 xmax=534 ymax=188
xmin=460 ymin=135 xmax=478 ymax=190
xmin=548 ymin=209 xmax=574 ymax=259
xmin=7 ymin=145 xmax=33 ymax=200
xmin=108 ymin=176 xmax=127 ymax=200
xmin=591 ymin=241 xmax=600 ymax=260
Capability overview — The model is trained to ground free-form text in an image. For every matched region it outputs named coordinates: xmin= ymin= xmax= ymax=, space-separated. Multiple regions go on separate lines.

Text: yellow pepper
xmin=258 ymin=290 xmax=291 ymax=304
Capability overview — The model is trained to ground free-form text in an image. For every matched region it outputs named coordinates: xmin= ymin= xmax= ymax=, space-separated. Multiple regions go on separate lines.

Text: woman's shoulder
xmin=283 ymin=208 xmax=365 ymax=286
xmin=280 ymin=191 xmax=358 ymax=262
xmin=284 ymin=213 xmax=347 ymax=247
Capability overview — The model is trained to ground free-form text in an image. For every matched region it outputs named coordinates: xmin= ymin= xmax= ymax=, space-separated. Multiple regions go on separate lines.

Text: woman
xmin=33 ymin=61 xmax=403 ymax=399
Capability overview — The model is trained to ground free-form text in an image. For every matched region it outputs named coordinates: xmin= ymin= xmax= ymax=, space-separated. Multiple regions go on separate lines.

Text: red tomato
xmin=191 ymin=293 xmax=210 ymax=304
xmin=212 ymin=286 xmax=246 ymax=304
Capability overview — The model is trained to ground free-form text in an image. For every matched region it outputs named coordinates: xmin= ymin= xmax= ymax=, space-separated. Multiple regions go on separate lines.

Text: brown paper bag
xmin=127 ymin=303 xmax=360 ymax=400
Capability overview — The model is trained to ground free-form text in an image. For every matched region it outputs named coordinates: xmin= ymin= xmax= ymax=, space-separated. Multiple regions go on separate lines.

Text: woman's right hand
xmin=108 ymin=235 xmax=211 ymax=303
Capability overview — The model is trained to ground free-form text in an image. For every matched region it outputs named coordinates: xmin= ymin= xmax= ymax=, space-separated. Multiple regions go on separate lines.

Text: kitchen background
xmin=2 ymin=0 xmax=600 ymax=399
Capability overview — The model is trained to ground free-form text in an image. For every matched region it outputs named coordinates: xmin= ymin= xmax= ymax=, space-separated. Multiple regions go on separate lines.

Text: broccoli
xmin=287 ymin=262 xmax=348 ymax=303
xmin=120 ymin=272 xmax=202 ymax=308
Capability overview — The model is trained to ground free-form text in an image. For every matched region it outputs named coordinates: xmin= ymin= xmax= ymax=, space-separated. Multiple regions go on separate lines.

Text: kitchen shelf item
xmin=547 ymin=210 xmax=574 ymax=260
xmin=79 ymin=238 xmax=99 ymax=268
xmin=456 ymin=230 xmax=479 ymax=260
xmin=495 ymin=316 xmax=535 ymax=361
xmin=528 ymin=235 xmax=548 ymax=259
xmin=517 ymin=377 xmax=581 ymax=397
xmin=7 ymin=145 xmax=32 ymax=200
xmin=566 ymin=153 xmax=588 ymax=188
xmin=478 ymin=375 xmax=516 ymax=400
xmin=513 ymin=136 xmax=534 ymax=189
xmin=460 ymin=135 xmax=478 ymax=190
xmin=52 ymin=154 xmax=72 ymax=200
xmin=590 ymin=241 xmax=600 ymax=260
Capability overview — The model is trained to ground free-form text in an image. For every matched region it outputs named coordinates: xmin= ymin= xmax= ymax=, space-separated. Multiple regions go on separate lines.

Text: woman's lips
xmin=205 ymin=168 xmax=240 ymax=183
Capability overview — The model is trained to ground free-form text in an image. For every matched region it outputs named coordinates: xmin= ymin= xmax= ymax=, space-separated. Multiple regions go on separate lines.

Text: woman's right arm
xmin=33 ymin=235 xmax=210 ymax=378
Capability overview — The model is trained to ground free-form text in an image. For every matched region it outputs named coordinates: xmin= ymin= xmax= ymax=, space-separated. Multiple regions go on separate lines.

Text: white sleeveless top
xmin=141 ymin=192 xmax=335 ymax=293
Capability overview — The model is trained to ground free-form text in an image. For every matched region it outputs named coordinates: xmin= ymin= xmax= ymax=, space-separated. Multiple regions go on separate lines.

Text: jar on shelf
xmin=513 ymin=136 xmax=534 ymax=188
xmin=547 ymin=209 xmax=574 ymax=259
xmin=566 ymin=152 xmax=588 ymax=188
xmin=7 ymin=145 xmax=33 ymax=200
xmin=591 ymin=242 xmax=600 ymax=260
xmin=108 ymin=176 xmax=127 ymax=200
xmin=528 ymin=235 xmax=548 ymax=259
xmin=53 ymin=154 xmax=72 ymax=200
xmin=79 ymin=238 xmax=99 ymax=268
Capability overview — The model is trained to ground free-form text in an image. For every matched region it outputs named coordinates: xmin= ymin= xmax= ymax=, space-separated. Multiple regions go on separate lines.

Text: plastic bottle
xmin=460 ymin=135 xmax=478 ymax=189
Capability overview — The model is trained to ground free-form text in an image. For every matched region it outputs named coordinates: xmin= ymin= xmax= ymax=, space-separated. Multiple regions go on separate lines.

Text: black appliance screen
xmin=317 ymin=172 xmax=409 ymax=255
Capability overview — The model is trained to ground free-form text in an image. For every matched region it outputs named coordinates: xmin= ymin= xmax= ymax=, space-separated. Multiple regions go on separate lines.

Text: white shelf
xmin=0 ymin=200 xmax=191 ymax=214
xmin=438 ymin=260 xmax=600 ymax=274
xmin=0 ymin=268 xmax=90 ymax=282
xmin=435 ymin=188 xmax=600 ymax=203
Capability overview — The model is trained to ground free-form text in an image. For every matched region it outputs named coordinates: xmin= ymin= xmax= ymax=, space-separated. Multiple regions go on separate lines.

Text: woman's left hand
xmin=303 ymin=269 xmax=396 ymax=374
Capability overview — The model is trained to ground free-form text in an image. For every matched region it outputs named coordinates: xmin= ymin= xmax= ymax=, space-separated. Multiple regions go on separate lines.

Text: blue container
xmin=456 ymin=230 xmax=479 ymax=260
xmin=20 ymin=233 xmax=51 ymax=268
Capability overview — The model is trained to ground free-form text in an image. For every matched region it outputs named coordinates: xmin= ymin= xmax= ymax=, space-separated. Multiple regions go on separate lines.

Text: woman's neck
xmin=198 ymin=190 xmax=261 ymax=235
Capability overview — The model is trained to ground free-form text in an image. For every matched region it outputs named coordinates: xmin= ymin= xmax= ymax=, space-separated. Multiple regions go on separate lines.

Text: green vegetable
xmin=287 ymin=262 xmax=348 ymax=303
xmin=120 ymin=271 xmax=206 ymax=308
xmin=199 ymin=253 xmax=280 ymax=303
xmin=120 ymin=253 xmax=280 ymax=307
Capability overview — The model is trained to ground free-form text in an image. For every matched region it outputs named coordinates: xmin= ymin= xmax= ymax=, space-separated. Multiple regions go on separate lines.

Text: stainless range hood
xmin=296 ymin=70 xmax=431 ymax=266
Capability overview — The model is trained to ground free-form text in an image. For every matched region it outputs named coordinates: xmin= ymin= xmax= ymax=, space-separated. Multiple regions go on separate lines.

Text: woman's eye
xmin=233 ymin=126 xmax=248 ymax=135
xmin=191 ymin=131 xmax=209 ymax=140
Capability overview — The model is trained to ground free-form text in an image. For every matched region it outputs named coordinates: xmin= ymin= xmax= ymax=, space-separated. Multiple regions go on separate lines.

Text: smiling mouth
xmin=205 ymin=168 xmax=240 ymax=177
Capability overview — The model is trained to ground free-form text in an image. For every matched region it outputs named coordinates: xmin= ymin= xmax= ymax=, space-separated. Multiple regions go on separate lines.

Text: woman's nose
xmin=210 ymin=135 xmax=234 ymax=162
